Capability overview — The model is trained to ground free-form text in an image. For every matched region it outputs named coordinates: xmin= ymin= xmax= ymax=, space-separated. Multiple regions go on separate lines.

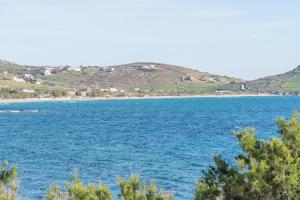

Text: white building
xmin=43 ymin=68 xmax=52 ymax=76
xmin=13 ymin=77 xmax=26 ymax=83
xmin=240 ymin=83 xmax=246 ymax=90
xmin=67 ymin=66 xmax=82 ymax=72
xmin=139 ymin=64 xmax=155 ymax=70
xmin=215 ymin=90 xmax=230 ymax=95
xmin=101 ymin=88 xmax=118 ymax=92
xmin=22 ymin=89 xmax=35 ymax=93
xmin=106 ymin=67 xmax=115 ymax=72
xmin=24 ymin=74 xmax=34 ymax=81
xmin=81 ymin=91 xmax=87 ymax=97
xmin=109 ymin=88 xmax=118 ymax=92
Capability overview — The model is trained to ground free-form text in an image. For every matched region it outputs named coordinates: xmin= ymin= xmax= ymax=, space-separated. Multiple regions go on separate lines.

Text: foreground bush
xmin=195 ymin=114 xmax=300 ymax=200
xmin=117 ymin=174 xmax=172 ymax=200
xmin=46 ymin=171 xmax=112 ymax=200
xmin=0 ymin=161 xmax=18 ymax=200
xmin=46 ymin=173 xmax=171 ymax=200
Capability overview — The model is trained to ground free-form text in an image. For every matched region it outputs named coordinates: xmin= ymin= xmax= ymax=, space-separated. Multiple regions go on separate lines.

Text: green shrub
xmin=46 ymin=171 xmax=112 ymax=200
xmin=0 ymin=161 xmax=18 ymax=200
xmin=117 ymin=174 xmax=172 ymax=200
xmin=195 ymin=114 xmax=300 ymax=200
xmin=46 ymin=174 xmax=171 ymax=200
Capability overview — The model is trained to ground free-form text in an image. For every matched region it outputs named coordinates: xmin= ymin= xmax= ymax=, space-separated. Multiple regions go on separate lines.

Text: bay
xmin=0 ymin=96 xmax=299 ymax=199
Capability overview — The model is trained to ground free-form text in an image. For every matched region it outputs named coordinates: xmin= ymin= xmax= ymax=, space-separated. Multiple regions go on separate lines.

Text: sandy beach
xmin=0 ymin=93 xmax=276 ymax=104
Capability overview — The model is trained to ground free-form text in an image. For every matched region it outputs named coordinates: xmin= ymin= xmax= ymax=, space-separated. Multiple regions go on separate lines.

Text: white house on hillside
xmin=43 ymin=68 xmax=52 ymax=76
xmin=22 ymin=89 xmax=35 ymax=93
xmin=24 ymin=74 xmax=35 ymax=81
xmin=67 ymin=66 xmax=81 ymax=72
xmin=109 ymin=88 xmax=118 ymax=92
xmin=13 ymin=77 xmax=26 ymax=83
xmin=240 ymin=83 xmax=246 ymax=90
xmin=138 ymin=64 xmax=156 ymax=70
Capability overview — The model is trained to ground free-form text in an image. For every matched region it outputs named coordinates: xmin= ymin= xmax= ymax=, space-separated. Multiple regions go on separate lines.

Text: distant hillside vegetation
xmin=0 ymin=59 xmax=248 ymax=98
xmin=4 ymin=59 xmax=300 ymax=98
xmin=247 ymin=65 xmax=300 ymax=95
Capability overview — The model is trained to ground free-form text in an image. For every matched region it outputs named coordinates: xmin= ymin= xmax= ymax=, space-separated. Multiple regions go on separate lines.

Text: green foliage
xmin=0 ymin=88 xmax=38 ymax=99
xmin=46 ymin=171 xmax=112 ymax=200
xmin=117 ymin=174 xmax=172 ymax=200
xmin=46 ymin=184 xmax=67 ymax=200
xmin=195 ymin=114 xmax=300 ymax=200
xmin=46 ymin=173 xmax=171 ymax=200
xmin=0 ymin=161 xmax=18 ymax=200
xmin=51 ymin=89 xmax=68 ymax=98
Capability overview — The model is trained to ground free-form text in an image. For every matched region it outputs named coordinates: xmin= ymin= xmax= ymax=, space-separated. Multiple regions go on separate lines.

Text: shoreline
xmin=0 ymin=93 xmax=278 ymax=104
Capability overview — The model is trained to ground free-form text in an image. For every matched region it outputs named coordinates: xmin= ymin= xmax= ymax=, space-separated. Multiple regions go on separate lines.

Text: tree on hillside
xmin=0 ymin=160 xmax=18 ymax=200
xmin=195 ymin=114 xmax=300 ymax=200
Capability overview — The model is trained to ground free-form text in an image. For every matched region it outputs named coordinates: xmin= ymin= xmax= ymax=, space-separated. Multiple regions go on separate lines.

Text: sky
xmin=0 ymin=0 xmax=300 ymax=80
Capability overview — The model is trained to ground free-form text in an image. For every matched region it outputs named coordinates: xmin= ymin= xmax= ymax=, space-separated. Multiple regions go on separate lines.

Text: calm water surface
xmin=0 ymin=96 xmax=300 ymax=199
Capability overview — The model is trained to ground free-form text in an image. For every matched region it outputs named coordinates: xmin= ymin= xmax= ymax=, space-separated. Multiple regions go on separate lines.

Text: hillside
xmin=247 ymin=65 xmax=300 ymax=95
xmin=0 ymin=60 xmax=247 ymax=98
xmin=3 ymin=59 xmax=300 ymax=99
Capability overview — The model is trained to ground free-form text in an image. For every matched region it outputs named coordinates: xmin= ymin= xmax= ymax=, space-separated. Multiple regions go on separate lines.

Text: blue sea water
xmin=0 ymin=96 xmax=300 ymax=199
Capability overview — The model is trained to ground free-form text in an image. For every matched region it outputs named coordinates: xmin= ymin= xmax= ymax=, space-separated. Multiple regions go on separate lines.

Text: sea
xmin=0 ymin=96 xmax=299 ymax=199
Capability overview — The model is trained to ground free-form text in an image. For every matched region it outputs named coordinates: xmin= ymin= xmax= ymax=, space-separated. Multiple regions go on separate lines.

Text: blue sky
xmin=0 ymin=0 xmax=299 ymax=79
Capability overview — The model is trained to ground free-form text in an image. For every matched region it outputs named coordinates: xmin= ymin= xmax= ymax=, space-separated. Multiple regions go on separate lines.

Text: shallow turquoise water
xmin=0 ymin=96 xmax=300 ymax=199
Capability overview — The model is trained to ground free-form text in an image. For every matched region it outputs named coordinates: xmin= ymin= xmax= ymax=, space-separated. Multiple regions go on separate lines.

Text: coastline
xmin=0 ymin=93 xmax=276 ymax=104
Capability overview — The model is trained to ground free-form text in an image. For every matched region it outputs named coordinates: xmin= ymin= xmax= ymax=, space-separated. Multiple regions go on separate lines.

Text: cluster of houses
xmin=181 ymin=75 xmax=219 ymax=83
xmin=12 ymin=73 xmax=41 ymax=85
xmin=42 ymin=65 xmax=81 ymax=76
xmin=100 ymin=88 xmax=124 ymax=93
xmin=11 ymin=65 xmax=89 ymax=83
xmin=271 ymin=91 xmax=300 ymax=96
xmin=135 ymin=64 xmax=156 ymax=71
xmin=42 ymin=65 xmax=116 ymax=76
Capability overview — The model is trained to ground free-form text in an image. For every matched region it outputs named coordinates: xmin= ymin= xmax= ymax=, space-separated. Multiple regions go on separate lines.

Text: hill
xmin=0 ymin=60 xmax=247 ymax=98
xmin=247 ymin=65 xmax=300 ymax=95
